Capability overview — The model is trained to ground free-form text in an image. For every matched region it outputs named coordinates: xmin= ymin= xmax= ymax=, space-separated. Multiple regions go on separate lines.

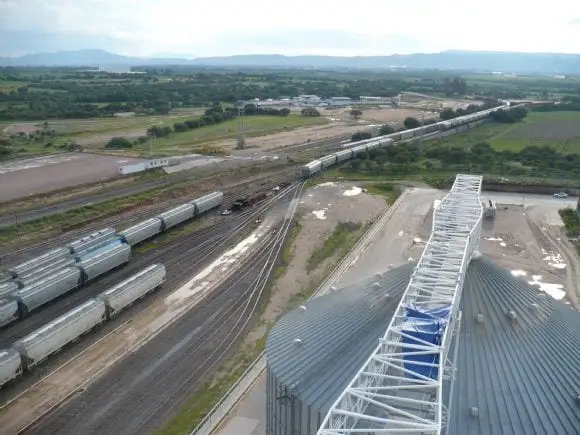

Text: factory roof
xmin=265 ymin=262 xmax=414 ymax=412
xmin=266 ymin=256 xmax=580 ymax=434
xmin=448 ymin=256 xmax=580 ymax=435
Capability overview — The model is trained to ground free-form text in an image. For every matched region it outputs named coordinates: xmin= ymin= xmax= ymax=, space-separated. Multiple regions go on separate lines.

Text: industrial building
xmin=265 ymin=256 xmax=580 ymax=434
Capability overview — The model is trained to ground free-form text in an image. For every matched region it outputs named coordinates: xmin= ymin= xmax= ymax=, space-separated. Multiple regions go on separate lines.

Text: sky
xmin=1 ymin=0 xmax=580 ymax=57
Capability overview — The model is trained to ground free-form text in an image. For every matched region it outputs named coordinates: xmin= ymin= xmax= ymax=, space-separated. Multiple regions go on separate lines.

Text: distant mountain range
xmin=1 ymin=49 xmax=580 ymax=74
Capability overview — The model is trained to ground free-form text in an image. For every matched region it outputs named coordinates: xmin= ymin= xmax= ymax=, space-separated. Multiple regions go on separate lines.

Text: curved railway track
xmin=22 ymin=182 xmax=304 ymax=434
xmin=0 ymin=182 xmax=300 ymax=352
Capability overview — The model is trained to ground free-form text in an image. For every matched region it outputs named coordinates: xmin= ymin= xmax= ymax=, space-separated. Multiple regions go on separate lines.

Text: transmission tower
xmin=236 ymin=106 xmax=246 ymax=150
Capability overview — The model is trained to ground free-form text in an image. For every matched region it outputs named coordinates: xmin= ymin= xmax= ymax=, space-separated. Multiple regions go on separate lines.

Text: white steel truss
xmin=317 ymin=174 xmax=483 ymax=435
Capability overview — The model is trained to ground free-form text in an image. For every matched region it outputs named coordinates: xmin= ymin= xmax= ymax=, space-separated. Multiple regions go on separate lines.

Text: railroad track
xmin=0 ymin=168 xmax=300 ymax=265
xmin=0 ymin=182 xmax=300 ymax=352
xmin=23 ymin=182 xmax=304 ymax=434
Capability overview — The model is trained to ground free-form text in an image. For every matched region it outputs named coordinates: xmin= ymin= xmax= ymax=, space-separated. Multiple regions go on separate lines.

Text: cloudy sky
xmin=1 ymin=0 xmax=579 ymax=57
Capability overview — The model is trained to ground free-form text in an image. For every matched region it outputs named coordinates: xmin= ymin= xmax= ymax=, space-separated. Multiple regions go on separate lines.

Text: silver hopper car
xmin=98 ymin=264 xmax=166 ymax=317
xmin=13 ymin=299 xmax=106 ymax=371
xmin=8 ymin=247 xmax=71 ymax=278
xmin=0 ymin=348 xmax=22 ymax=388
xmin=77 ymin=243 xmax=131 ymax=282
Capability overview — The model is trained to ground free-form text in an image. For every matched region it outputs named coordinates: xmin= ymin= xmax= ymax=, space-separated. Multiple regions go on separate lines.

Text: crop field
xmin=431 ymin=111 xmax=580 ymax=153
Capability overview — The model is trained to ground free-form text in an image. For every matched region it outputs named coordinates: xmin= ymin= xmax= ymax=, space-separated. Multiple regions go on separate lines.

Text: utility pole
xmin=236 ymin=105 xmax=246 ymax=150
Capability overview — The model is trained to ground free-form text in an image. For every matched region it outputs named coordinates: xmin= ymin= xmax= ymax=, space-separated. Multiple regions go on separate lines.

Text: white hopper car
xmin=0 ymin=263 xmax=166 ymax=388
xmin=0 ymin=349 xmax=22 ymax=387
xmin=98 ymin=263 xmax=166 ymax=317
xmin=13 ymin=298 xmax=107 ymax=371
xmin=8 ymin=247 xmax=71 ymax=278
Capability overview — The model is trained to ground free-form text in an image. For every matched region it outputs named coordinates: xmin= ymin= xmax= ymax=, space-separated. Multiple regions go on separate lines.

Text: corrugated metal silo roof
xmin=449 ymin=256 xmax=580 ymax=435
xmin=266 ymin=262 xmax=414 ymax=412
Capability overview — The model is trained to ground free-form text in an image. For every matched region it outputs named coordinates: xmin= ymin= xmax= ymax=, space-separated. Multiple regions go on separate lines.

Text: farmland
xmin=429 ymin=111 xmax=580 ymax=153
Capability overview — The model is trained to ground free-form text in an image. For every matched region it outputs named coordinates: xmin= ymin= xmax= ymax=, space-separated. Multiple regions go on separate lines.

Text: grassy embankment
xmin=559 ymin=208 xmax=580 ymax=255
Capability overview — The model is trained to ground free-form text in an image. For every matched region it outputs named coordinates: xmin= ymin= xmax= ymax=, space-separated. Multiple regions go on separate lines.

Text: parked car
xmin=553 ymin=192 xmax=568 ymax=198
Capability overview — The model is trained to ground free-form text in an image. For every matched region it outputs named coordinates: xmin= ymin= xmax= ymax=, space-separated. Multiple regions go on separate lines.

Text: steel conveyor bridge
xmin=317 ymin=174 xmax=484 ymax=435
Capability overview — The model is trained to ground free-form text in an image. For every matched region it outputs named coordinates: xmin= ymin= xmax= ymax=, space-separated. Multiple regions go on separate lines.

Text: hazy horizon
xmin=1 ymin=0 xmax=579 ymax=58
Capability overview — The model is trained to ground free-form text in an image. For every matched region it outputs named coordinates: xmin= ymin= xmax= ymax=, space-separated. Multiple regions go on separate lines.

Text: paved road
xmin=484 ymin=192 xmax=577 ymax=208
xmin=0 ymin=159 xmax=268 ymax=228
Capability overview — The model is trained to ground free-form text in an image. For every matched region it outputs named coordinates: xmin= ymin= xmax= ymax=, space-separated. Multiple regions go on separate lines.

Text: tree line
xmin=339 ymin=135 xmax=579 ymax=180
xmin=0 ymin=67 xmax=518 ymax=121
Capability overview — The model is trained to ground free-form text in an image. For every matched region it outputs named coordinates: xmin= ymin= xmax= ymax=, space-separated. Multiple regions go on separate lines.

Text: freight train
xmin=301 ymin=103 xmax=513 ymax=178
xmin=0 ymin=191 xmax=224 ymax=329
xmin=0 ymin=264 xmax=166 ymax=388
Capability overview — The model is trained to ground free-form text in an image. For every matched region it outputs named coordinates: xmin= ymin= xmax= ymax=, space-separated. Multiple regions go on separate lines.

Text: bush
xmin=173 ymin=122 xmax=188 ymax=132
xmin=106 ymin=137 xmax=133 ymax=149
xmin=351 ymin=131 xmax=372 ymax=142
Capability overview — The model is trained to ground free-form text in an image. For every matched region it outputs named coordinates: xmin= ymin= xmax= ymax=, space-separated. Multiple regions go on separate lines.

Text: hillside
xmin=1 ymin=49 xmax=580 ymax=74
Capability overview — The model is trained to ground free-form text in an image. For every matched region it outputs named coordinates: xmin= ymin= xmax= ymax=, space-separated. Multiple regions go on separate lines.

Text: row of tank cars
xmin=0 ymin=263 xmax=167 ymax=388
xmin=300 ymin=103 xmax=513 ymax=177
xmin=0 ymin=191 xmax=224 ymax=329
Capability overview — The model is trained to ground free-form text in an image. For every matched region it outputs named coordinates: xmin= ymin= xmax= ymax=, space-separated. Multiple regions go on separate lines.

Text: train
xmin=0 ymin=191 xmax=224 ymax=329
xmin=301 ymin=103 xmax=513 ymax=178
xmin=0 ymin=264 xmax=166 ymax=387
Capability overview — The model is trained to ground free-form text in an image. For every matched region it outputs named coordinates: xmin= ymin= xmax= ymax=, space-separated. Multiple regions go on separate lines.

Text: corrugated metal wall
xmin=266 ymin=367 xmax=321 ymax=435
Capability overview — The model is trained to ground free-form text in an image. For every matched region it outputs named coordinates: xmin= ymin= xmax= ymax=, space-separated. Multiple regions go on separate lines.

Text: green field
xmin=126 ymin=115 xmax=328 ymax=154
xmin=0 ymin=108 xmax=208 ymax=137
xmin=433 ymin=111 xmax=580 ymax=153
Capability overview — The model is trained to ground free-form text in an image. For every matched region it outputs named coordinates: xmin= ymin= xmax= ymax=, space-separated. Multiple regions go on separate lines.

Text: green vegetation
xmin=364 ymin=183 xmax=402 ymax=204
xmin=559 ymin=208 xmax=580 ymax=255
xmin=274 ymin=221 xmax=302 ymax=279
xmin=154 ymin=340 xmax=265 ymax=435
xmin=307 ymin=222 xmax=362 ymax=272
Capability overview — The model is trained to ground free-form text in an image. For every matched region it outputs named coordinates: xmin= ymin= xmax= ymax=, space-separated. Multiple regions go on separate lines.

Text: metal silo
xmin=265 ymin=263 xmax=415 ymax=435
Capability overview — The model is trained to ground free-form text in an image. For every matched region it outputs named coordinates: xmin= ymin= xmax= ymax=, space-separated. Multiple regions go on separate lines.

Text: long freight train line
xmin=1 ymin=167 xmax=299 ymax=265
xmin=0 ymin=182 xmax=298 ymax=350
xmin=0 ymin=185 xmax=300 ymax=405
xmin=24 ymin=183 xmax=303 ymax=435
xmin=0 ymin=158 xmax=288 ymax=228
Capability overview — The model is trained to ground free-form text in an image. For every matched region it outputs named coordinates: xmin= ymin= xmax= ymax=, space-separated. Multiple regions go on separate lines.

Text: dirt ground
xmin=224 ymin=107 xmax=439 ymax=156
xmin=0 ymin=153 xmax=144 ymax=201
xmin=478 ymin=193 xmax=580 ymax=309
xmin=246 ymin=181 xmax=387 ymax=338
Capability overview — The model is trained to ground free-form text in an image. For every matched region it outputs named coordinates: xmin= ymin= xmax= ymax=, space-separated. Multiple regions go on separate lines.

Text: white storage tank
xmin=9 ymin=247 xmax=71 ymax=278
xmin=0 ymin=348 xmax=22 ymax=388
xmin=118 ymin=218 xmax=163 ymax=246
xmin=78 ymin=243 xmax=131 ymax=282
xmin=13 ymin=299 xmax=106 ymax=370
xmin=157 ymin=204 xmax=195 ymax=230
xmin=67 ymin=227 xmax=117 ymax=254
xmin=11 ymin=267 xmax=82 ymax=315
xmin=192 ymin=191 xmax=224 ymax=215
xmin=0 ymin=299 xmax=19 ymax=327
xmin=98 ymin=264 xmax=166 ymax=317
